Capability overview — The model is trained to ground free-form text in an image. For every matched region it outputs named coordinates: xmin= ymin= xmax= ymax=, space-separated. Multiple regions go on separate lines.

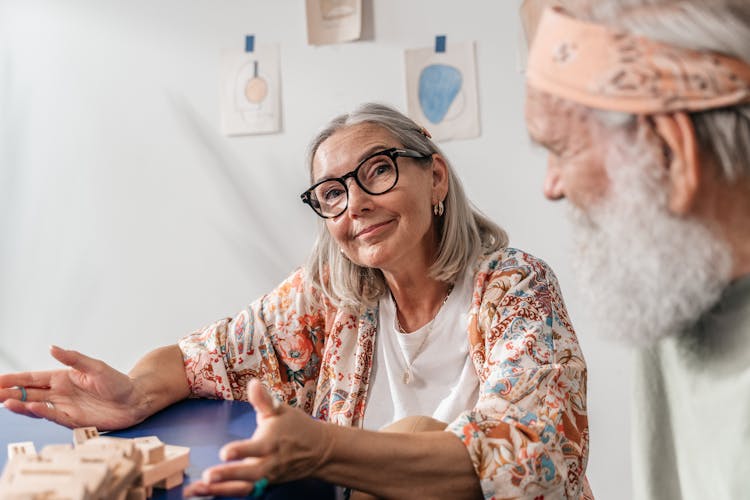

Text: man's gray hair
xmin=586 ymin=0 xmax=750 ymax=181
xmin=305 ymin=103 xmax=508 ymax=310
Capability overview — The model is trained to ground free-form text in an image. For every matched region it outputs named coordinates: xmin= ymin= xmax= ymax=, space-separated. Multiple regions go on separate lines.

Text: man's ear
xmin=651 ymin=112 xmax=701 ymax=215
xmin=430 ymin=154 xmax=450 ymax=203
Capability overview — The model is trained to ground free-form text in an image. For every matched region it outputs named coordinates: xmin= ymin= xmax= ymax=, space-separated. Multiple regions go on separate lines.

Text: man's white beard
xmin=569 ymin=135 xmax=732 ymax=346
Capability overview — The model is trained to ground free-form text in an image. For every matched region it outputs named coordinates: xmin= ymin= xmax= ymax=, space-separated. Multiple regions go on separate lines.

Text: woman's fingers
xmin=220 ymin=437 xmax=272 ymax=462
xmin=3 ymin=399 xmax=74 ymax=427
xmin=2 ymin=399 xmax=43 ymax=419
xmin=184 ymin=458 xmax=267 ymax=497
xmin=0 ymin=386 xmax=27 ymax=402
xmin=49 ymin=345 xmax=99 ymax=372
xmin=183 ymin=479 xmax=255 ymax=497
xmin=203 ymin=456 xmax=267 ymax=484
xmin=246 ymin=379 xmax=280 ymax=418
xmin=25 ymin=400 xmax=69 ymax=425
xmin=188 ymin=457 xmax=269 ymax=497
xmin=0 ymin=386 xmax=50 ymax=404
xmin=0 ymin=346 xmax=96 ymax=398
xmin=0 ymin=371 xmax=54 ymax=390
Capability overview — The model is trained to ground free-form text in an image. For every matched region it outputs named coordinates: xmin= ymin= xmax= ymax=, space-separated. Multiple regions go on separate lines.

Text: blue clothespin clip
xmin=245 ymin=35 xmax=255 ymax=53
xmin=435 ymin=35 xmax=446 ymax=53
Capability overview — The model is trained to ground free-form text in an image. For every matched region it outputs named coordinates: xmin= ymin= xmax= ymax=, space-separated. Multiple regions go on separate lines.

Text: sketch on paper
xmin=220 ymin=45 xmax=281 ymax=136
xmin=405 ymin=41 xmax=480 ymax=141
xmin=306 ymin=0 xmax=362 ymax=45
xmin=419 ymin=64 xmax=463 ymax=124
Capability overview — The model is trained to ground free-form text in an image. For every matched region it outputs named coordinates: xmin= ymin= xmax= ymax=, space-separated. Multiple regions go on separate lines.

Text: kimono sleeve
xmin=177 ymin=268 xmax=328 ymax=413
xmin=447 ymin=252 xmax=591 ymax=499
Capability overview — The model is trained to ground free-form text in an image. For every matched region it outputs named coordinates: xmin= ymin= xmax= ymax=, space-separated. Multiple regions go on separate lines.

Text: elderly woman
xmin=0 ymin=104 xmax=591 ymax=499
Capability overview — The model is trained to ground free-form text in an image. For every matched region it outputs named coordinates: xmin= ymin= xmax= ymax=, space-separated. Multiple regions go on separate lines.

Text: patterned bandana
xmin=526 ymin=7 xmax=750 ymax=113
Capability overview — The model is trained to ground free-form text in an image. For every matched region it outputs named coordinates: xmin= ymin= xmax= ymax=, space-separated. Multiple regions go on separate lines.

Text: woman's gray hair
xmin=584 ymin=0 xmax=750 ymax=182
xmin=305 ymin=103 xmax=508 ymax=310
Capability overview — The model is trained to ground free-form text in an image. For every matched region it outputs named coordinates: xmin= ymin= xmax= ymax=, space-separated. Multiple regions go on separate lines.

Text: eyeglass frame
xmin=300 ymin=147 xmax=432 ymax=219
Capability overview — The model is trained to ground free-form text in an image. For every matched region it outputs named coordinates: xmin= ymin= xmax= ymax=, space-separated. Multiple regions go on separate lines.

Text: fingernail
xmin=188 ymin=484 xmax=208 ymax=495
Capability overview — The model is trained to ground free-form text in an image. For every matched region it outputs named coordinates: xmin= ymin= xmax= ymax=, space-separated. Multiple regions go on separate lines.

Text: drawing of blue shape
xmin=418 ymin=64 xmax=462 ymax=124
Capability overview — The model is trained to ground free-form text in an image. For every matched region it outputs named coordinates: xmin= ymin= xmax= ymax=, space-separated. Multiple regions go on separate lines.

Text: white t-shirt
xmin=362 ymin=268 xmax=479 ymax=430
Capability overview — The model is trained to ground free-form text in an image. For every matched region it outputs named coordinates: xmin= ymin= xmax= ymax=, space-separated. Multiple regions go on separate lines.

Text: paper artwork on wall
xmin=305 ymin=0 xmax=362 ymax=46
xmin=220 ymin=44 xmax=281 ymax=136
xmin=405 ymin=40 xmax=480 ymax=142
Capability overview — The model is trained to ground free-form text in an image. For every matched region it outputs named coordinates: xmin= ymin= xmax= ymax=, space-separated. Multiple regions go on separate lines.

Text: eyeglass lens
xmin=310 ymin=153 xmax=398 ymax=217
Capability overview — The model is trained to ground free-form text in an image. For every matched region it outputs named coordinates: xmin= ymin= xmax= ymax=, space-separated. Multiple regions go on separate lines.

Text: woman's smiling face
xmin=311 ymin=123 xmax=442 ymax=274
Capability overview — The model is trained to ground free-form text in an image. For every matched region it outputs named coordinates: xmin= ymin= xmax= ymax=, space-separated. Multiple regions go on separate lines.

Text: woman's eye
xmin=323 ymin=188 xmax=344 ymax=201
xmin=374 ymin=163 xmax=392 ymax=175
xmin=365 ymin=161 xmax=393 ymax=179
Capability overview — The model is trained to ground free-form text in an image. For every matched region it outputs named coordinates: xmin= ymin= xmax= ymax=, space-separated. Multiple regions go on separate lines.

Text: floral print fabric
xmin=178 ymin=248 xmax=592 ymax=499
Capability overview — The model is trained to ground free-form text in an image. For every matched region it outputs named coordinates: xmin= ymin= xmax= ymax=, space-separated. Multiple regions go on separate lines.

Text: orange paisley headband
xmin=525 ymin=7 xmax=750 ymax=114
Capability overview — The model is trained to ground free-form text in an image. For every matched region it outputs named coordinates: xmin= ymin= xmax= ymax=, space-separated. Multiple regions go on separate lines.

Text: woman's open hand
xmin=183 ymin=379 xmax=335 ymax=498
xmin=0 ymin=345 xmax=143 ymax=430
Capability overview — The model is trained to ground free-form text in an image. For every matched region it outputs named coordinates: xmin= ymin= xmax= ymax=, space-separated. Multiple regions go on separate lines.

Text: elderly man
xmin=522 ymin=1 xmax=750 ymax=499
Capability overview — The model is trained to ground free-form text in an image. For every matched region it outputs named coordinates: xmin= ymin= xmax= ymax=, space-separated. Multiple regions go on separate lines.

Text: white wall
xmin=0 ymin=1 xmax=631 ymax=498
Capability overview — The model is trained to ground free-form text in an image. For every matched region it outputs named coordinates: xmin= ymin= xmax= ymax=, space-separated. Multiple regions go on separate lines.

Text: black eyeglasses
xmin=300 ymin=148 xmax=431 ymax=219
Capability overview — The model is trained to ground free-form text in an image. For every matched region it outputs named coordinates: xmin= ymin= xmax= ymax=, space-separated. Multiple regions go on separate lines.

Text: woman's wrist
xmin=125 ymin=374 xmax=155 ymax=425
xmin=311 ymin=421 xmax=338 ymax=477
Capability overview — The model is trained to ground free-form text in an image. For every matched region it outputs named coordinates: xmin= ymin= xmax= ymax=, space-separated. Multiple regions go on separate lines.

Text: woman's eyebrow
xmin=355 ymin=144 xmax=391 ymax=163
xmin=313 ymin=144 xmax=391 ymax=183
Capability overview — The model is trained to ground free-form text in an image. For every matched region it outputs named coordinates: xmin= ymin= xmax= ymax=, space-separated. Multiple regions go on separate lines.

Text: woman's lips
xmin=355 ymin=220 xmax=393 ymax=238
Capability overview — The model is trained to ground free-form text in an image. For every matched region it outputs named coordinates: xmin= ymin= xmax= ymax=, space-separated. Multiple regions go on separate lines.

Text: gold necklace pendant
xmin=395 ymin=283 xmax=455 ymax=386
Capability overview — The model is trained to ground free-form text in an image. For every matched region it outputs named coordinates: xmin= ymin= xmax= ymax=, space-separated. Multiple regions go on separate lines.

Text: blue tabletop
xmin=0 ymin=399 xmax=335 ymax=499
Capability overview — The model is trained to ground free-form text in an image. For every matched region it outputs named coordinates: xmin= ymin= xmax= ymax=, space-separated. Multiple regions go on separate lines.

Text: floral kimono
xmin=179 ymin=248 xmax=592 ymax=499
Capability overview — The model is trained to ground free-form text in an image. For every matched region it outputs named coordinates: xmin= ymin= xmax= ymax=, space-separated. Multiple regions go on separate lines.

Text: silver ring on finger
xmin=44 ymin=401 xmax=54 ymax=409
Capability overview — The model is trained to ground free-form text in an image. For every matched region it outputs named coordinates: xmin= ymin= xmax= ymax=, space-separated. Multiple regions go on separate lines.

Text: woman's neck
xmin=384 ymin=270 xmax=453 ymax=333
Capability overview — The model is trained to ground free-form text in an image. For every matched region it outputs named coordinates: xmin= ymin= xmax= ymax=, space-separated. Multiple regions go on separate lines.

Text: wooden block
xmin=43 ymin=448 xmax=139 ymax=499
xmin=139 ymin=445 xmax=190 ymax=488
xmin=154 ymin=470 xmax=184 ymax=489
xmin=78 ymin=436 xmax=143 ymax=468
xmin=6 ymin=441 xmax=37 ymax=460
xmin=133 ymin=436 xmax=165 ymax=465
xmin=0 ymin=481 xmax=89 ymax=499
xmin=73 ymin=426 xmax=100 ymax=445
xmin=108 ymin=457 xmax=140 ymax=498
xmin=0 ymin=455 xmax=106 ymax=499
xmin=40 ymin=443 xmax=74 ymax=456
xmin=100 ymin=456 xmax=138 ymax=499
xmin=1 ymin=433 xmax=189 ymax=499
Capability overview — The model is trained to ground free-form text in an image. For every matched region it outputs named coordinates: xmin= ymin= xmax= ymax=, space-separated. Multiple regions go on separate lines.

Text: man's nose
xmin=544 ymin=156 xmax=565 ymax=201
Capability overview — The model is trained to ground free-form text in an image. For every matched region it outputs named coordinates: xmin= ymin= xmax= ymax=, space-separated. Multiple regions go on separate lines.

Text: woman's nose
xmin=345 ymin=180 xmax=374 ymax=216
xmin=543 ymin=156 xmax=565 ymax=201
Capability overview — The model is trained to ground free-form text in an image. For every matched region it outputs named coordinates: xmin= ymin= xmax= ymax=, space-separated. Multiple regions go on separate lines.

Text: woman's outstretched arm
xmin=0 ymin=344 xmax=190 ymax=430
